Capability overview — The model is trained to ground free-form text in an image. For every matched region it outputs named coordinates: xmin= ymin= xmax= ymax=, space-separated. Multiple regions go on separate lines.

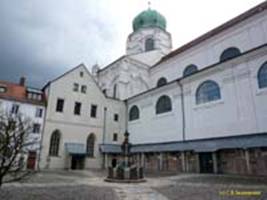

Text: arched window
xmin=87 ymin=134 xmax=95 ymax=157
xmin=156 ymin=95 xmax=172 ymax=114
xmin=129 ymin=105 xmax=139 ymax=121
xmin=113 ymin=84 xmax=117 ymax=98
xmin=220 ymin=47 xmax=241 ymax=62
xmin=145 ymin=38 xmax=154 ymax=51
xmin=49 ymin=130 xmax=61 ymax=156
xmin=183 ymin=64 xmax=198 ymax=77
xmin=258 ymin=62 xmax=267 ymax=89
xmin=196 ymin=80 xmax=221 ymax=104
xmin=157 ymin=77 xmax=167 ymax=87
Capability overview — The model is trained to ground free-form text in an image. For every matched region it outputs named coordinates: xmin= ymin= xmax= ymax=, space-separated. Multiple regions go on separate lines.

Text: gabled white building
xmin=39 ymin=65 xmax=125 ymax=170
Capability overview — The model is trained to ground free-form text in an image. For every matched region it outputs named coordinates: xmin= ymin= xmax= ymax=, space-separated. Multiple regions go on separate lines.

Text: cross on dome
xmin=148 ymin=1 xmax=151 ymax=9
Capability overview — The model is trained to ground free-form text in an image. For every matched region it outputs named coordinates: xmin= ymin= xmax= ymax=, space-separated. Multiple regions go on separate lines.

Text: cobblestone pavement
xmin=1 ymin=171 xmax=267 ymax=200
xmin=155 ymin=174 xmax=267 ymax=200
xmin=0 ymin=185 xmax=116 ymax=200
xmin=114 ymin=186 xmax=168 ymax=200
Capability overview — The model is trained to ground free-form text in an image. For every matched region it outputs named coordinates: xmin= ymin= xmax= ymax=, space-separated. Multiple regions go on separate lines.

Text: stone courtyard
xmin=0 ymin=170 xmax=266 ymax=200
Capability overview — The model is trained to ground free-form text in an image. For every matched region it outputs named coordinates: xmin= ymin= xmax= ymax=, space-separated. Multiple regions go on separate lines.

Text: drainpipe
xmin=37 ymin=85 xmax=50 ymax=171
xmin=102 ymin=107 xmax=107 ymax=144
xmin=177 ymin=81 xmax=186 ymax=141
xmin=102 ymin=107 xmax=107 ymax=169
xmin=124 ymin=100 xmax=128 ymax=133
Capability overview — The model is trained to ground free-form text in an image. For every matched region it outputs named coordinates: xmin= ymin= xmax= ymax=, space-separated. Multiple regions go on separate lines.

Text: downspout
xmin=102 ymin=107 xmax=107 ymax=144
xmin=102 ymin=106 xmax=107 ymax=169
xmin=177 ymin=80 xmax=186 ymax=141
xmin=37 ymin=85 xmax=50 ymax=171
xmin=124 ymin=99 xmax=128 ymax=133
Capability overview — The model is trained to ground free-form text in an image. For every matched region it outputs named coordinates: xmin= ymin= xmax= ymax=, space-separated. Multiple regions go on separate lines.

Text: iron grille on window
xmin=87 ymin=134 xmax=95 ymax=157
xmin=49 ymin=130 xmax=60 ymax=156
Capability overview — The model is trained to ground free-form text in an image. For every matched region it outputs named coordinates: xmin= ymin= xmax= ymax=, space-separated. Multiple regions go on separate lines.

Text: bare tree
xmin=0 ymin=111 xmax=38 ymax=187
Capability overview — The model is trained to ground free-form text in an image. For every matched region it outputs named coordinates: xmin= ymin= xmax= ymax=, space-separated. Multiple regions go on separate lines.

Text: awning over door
xmin=65 ymin=143 xmax=86 ymax=155
xmin=100 ymin=133 xmax=267 ymax=153
xmin=99 ymin=144 xmax=121 ymax=153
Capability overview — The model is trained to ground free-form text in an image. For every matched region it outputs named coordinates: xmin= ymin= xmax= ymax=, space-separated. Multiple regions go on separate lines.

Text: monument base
xmin=104 ymin=178 xmax=146 ymax=183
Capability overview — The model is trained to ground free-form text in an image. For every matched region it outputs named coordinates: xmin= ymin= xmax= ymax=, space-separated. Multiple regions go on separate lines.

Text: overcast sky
xmin=0 ymin=0 xmax=264 ymax=88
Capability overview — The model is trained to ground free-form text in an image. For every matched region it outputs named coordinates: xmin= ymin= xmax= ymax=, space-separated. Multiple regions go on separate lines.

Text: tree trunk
xmin=0 ymin=176 xmax=3 ymax=187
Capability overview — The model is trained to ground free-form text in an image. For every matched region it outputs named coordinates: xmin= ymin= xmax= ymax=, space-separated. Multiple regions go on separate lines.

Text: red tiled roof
xmin=0 ymin=80 xmax=45 ymax=106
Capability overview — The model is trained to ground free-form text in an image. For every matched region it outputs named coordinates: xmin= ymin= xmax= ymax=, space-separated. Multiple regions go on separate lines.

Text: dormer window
xmin=0 ymin=86 xmax=7 ymax=93
xmin=27 ymin=92 xmax=42 ymax=101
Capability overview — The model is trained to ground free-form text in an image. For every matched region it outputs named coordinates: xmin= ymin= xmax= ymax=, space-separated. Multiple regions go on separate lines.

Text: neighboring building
xmin=38 ymin=1 xmax=267 ymax=175
xmin=0 ymin=77 xmax=45 ymax=170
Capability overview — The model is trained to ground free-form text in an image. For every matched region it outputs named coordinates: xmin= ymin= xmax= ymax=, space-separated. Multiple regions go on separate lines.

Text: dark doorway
xmin=199 ymin=152 xmax=214 ymax=173
xmin=112 ymin=158 xmax=117 ymax=168
xmin=27 ymin=151 xmax=37 ymax=170
xmin=71 ymin=155 xmax=85 ymax=170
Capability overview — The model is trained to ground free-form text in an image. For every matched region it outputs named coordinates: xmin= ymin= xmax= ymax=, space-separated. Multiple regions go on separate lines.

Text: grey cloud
xmin=0 ymin=0 xmax=121 ymax=88
xmin=1 ymin=0 xmax=260 ymax=88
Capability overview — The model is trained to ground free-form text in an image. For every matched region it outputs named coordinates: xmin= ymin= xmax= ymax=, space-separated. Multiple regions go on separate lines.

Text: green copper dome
xmin=132 ymin=9 xmax=166 ymax=32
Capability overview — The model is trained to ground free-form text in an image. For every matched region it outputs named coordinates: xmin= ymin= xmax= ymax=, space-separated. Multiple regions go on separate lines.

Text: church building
xmin=40 ymin=2 xmax=267 ymax=175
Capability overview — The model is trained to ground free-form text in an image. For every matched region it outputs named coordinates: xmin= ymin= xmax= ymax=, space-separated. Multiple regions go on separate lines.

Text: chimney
xmin=19 ymin=77 xmax=26 ymax=86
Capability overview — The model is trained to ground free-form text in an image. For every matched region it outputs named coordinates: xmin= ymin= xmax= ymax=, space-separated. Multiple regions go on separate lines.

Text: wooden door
xmin=27 ymin=151 xmax=37 ymax=170
xmin=199 ymin=152 xmax=214 ymax=173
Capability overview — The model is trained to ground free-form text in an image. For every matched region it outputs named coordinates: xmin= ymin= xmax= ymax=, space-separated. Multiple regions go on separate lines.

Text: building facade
xmin=38 ymin=2 xmax=267 ymax=175
xmin=100 ymin=2 xmax=267 ymax=176
xmin=39 ymin=65 xmax=126 ymax=170
xmin=0 ymin=78 xmax=45 ymax=170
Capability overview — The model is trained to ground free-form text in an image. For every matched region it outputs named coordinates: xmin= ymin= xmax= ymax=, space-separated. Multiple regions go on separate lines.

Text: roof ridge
xmin=152 ymin=1 xmax=267 ymax=68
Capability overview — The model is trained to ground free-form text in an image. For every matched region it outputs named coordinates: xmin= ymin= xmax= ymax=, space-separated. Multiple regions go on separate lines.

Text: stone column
xmin=104 ymin=154 xmax=109 ymax=169
xmin=212 ymin=152 xmax=218 ymax=174
xmin=102 ymin=154 xmax=105 ymax=169
xmin=181 ymin=152 xmax=186 ymax=172
xmin=195 ymin=153 xmax=200 ymax=173
xmin=65 ymin=155 xmax=71 ymax=170
xmin=141 ymin=153 xmax=145 ymax=168
xmin=245 ymin=149 xmax=251 ymax=174
xmin=125 ymin=156 xmax=128 ymax=167
xmin=159 ymin=153 xmax=163 ymax=171
xmin=137 ymin=153 xmax=141 ymax=168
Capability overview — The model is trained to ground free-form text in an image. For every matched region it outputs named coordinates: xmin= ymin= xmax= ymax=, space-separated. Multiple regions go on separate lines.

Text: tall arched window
xmin=220 ymin=47 xmax=241 ymax=62
xmin=87 ymin=134 xmax=95 ymax=157
xmin=157 ymin=77 xmax=167 ymax=87
xmin=196 ymin=80 xmax=221 ymax=104
xmin=258 ymin=61 xmax=267 ymax=89
xmin=129 ymin=105 xmax=140 ymax=121
xmin=183 ymin=64 xmax=198 ymax=77
xmin=49 ymin=130 xmax=61 ymax=156
xmin=113 ymin=84 xmax=117 ymax=98
xmin=156 ymin=95 xmax=172 ymax=114
xmin=145 ymin=38 xmax=154 ymax=51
